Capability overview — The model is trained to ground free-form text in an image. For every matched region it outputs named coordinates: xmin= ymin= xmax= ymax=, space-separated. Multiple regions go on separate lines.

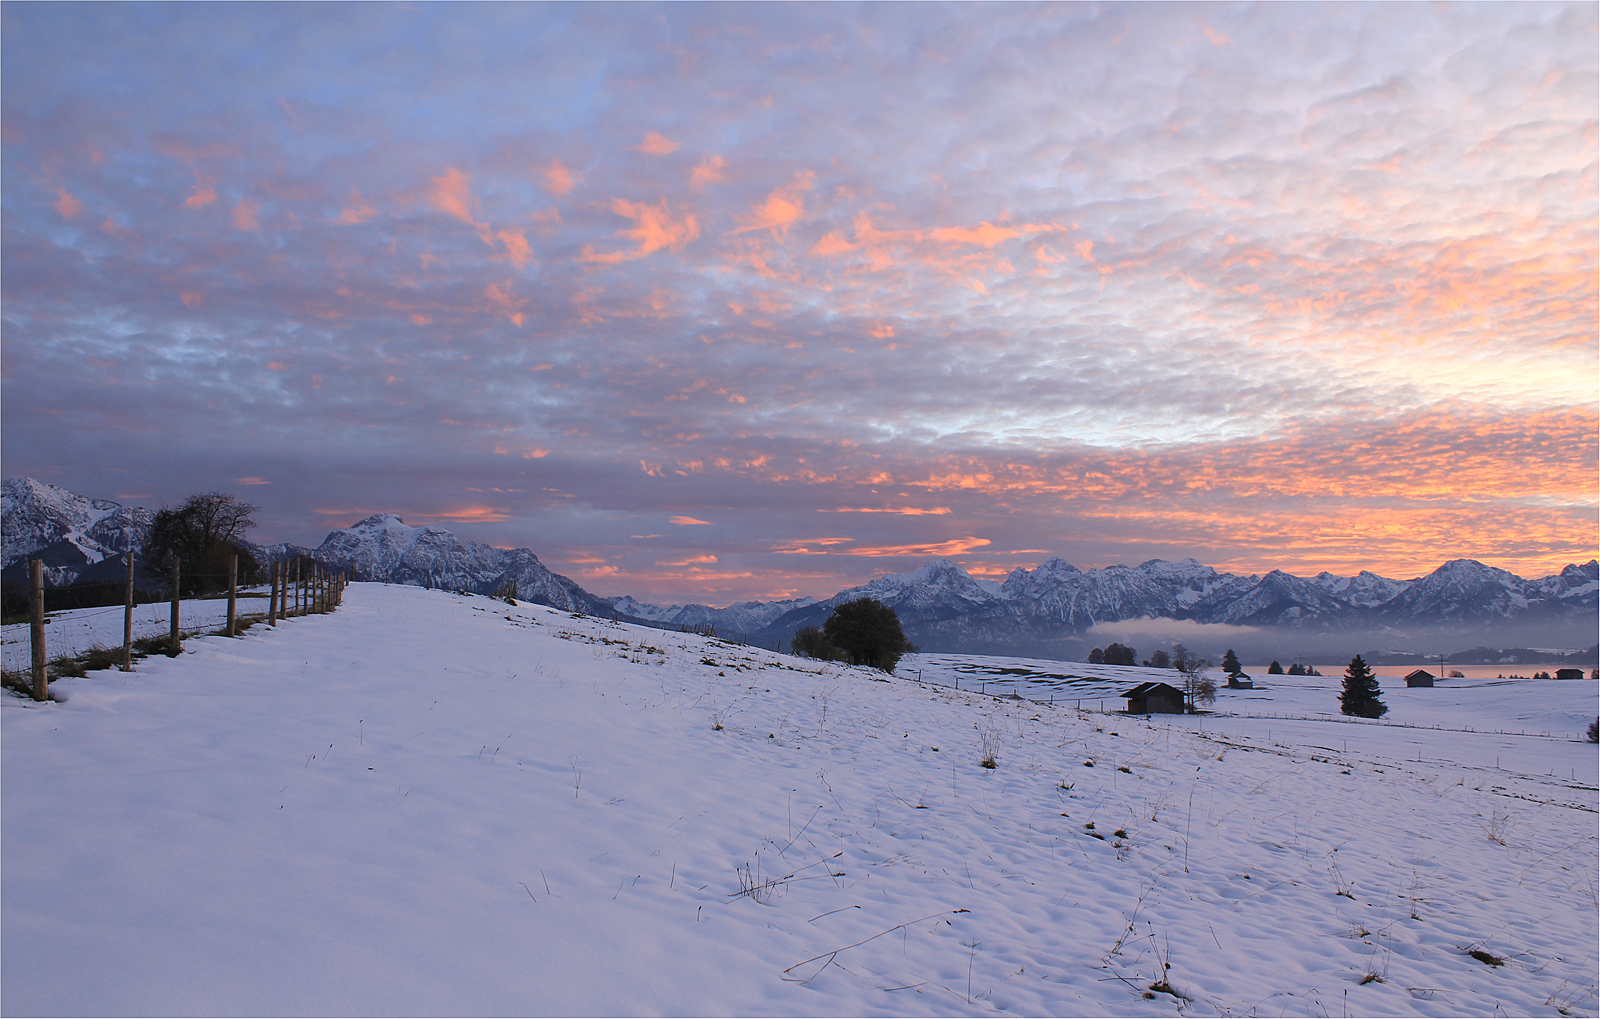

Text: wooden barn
xmin=1404 ymin=669 xmax=1435 ymax=687
xmin=1554 ymin=668 xmax=1584 ymax=680
xmin=1226 ymin=673 xmax=1253 ymax=689
xmin=1123 ymin=681 xmax=1186 ymax=714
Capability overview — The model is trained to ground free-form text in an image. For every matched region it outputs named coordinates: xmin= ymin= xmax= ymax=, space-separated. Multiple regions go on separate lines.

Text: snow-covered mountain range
xmin=4 ymin=478 xmax=1595 ymax=654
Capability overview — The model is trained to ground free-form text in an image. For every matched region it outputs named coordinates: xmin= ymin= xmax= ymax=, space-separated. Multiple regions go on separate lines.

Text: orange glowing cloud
xmin=670 ymin=515 xmax=713 ymax=525
xmin=636 ymin=131 xmax=680 ymax=156
xmin=232 ymin=199 xmax=259 ymax=231
xmin=413 ymin=506 xmax=512 ymax=524
xmin=925 ymin=221 xmax=1020 ymax=248
xmin=844 ymin=537 xmax=992 ymax=557
xmin=658 ymin=554 xmax=719 ymax=566
xmin=581 ymin=197 xmax=699 ymax=263
xmin=184 ymin=184 xmax=217 ymax=208
xmin=732 ymin=172 xmax=814 ymax=238
xmin=690 ymin=154 xmax=727 ymax=188
xmin=820 ymin=506 xmax=952 ymax=515
xmin=543 ymin=157 xmax=577 ymax=196
xmin=334 ymin=189 xmax=376 ymax=225
xmin=53 ymin=188 xmax=84 ymax=220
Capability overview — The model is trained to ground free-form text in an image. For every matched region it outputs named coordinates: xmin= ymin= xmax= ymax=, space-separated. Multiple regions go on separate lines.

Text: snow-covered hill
xmin=3 ymin=583 xmax=1594 ymax=1016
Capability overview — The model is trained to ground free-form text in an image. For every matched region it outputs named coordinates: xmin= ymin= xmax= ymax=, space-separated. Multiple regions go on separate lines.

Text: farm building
xmin=1122 ymin=681 xmax=1186 ymax=714
xmin=1554 ymin=668 xmax=1584 ymax=680
xmin=1226 ymin=673 xmax=1253 ymax=689
xmin=1404 ymin=669 xmax=1435 ymax=687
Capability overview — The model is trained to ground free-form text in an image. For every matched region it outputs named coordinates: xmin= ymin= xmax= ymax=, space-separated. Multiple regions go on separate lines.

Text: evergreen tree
xmin=1221 ymin=649 xmax=1242 ymax=676
xmin=1087 ymin=648 xmax=1105 ymax=665
xmin=1339 ymin=655 xmax=1387 ymax=718
xmin=1267 ymin=660 xmax=1284 ymax=674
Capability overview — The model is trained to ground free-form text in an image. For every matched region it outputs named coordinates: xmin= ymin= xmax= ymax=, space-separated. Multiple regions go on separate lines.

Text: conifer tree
xmin=1221 ymin=648 xmax=1242 ymax=676
xmin=1339 ymin=654 xmax=1387 ymax=718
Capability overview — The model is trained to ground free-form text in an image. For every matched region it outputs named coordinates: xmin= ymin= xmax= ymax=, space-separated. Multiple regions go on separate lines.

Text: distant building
xmin=1123 ymin=681 xmax=1186 ymax=714
xmin=1226 ymin=673 xmax=1253 ymax=689
xmin=1554 ymin=668 xmax=1584 ymax=680
xmin=1404 ymin=669 xmax=1435 ymax=688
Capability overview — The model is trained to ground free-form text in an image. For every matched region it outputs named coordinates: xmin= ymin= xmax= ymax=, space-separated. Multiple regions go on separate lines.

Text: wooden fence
xmin=21 ymin=554 xmax=347 ymax=703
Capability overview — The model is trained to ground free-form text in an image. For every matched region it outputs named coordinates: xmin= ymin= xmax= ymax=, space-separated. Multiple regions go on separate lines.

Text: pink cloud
xmin=333 ymin=188 xmax=376 ymax=225
xmin=690 ymin=154 xmax=727 ymax=188
xmin=670 ymin=515 xmax=712 ymax=525
xmin=497 ymin=227 xmax=532 ymax=270
xmin=581 ymin=198 xmax=699 ymax=263
xmin=429 ymin=167 xmax=477 ymax=224
xmin=636 ymin=131 xmax=680 ymax=156
xmin=543 ymin=157 xmax=576 ymax=196
xmin=232 ymin=198 xmax=259 ymax=231
xmin=184 ymin=184 xmax=217 ymax=208
xmin=53 ymin=187 xmax=84 ymax=220
xmin=732 ymin=172 xmax=814 ymax=238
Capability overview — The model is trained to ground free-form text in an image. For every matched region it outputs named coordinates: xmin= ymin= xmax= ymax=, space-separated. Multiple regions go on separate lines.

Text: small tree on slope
xmin=1339 ymin=655 xmax=1387 ymax=718
xmin=823 ymin=598 xmax=911 ymax=673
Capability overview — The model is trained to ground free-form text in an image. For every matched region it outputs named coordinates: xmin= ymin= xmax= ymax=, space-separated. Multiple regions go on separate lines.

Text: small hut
xmin=1123 ymin=681 xmax=1186 ymax=714
xmin=1226 ymin=672 xmax=1253 ymax=689
xmin=1554 ymin=668 xmax=1583 ymax=680
xmin=1404 ymin=669 xmax=1435 ymax=688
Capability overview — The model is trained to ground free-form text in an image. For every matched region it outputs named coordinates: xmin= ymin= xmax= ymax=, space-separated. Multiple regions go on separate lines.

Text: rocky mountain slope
xmin=311 ymin=513 xmax=612 ymax=614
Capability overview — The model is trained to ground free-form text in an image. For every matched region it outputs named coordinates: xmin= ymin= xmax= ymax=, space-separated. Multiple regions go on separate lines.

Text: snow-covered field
xmin=4 ymin=584 xmax=1596 ymax=1016
xmin=1 ymin=589 xmax=272 ymax=673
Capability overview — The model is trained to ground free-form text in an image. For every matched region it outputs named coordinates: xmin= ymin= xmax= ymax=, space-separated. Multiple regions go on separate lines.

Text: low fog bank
xmin=1082 ymin=617 xmax=1599 ymax=667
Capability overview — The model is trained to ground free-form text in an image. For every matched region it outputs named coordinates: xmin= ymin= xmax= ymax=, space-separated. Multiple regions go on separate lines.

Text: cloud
xmin=581 ymin=197 xmax=699 ymax=263
xmin=496 ymin=227 xmax=532 ymax=270
xmin=428 ymin=167 xmax=477 ymax=224
xmin=53 ymin=188 xmax=84 ymax=220
xmin=670 ymin=516 xmax=713 ymax=526
xmin=333 ymin=189 xmax=376 ymax=224
xmin=183 ymin=184 xmax=217 ymax=208
xmin=732 ymin=172 xmax=813 ymax=238
xmin=1086 ymin=618 xmax=1264 ymax=643
xmin=3 ymin=3 xmax=1593 ymax=605
xmin=543 ymin=157 xmax=576 ymax=196
xmin=232 ymin=477 xmax=271 ymax=486
xmin=820 ymin=507 xmax=952 ymax=515
xmin=690 ymin=154 xmax=726 ymax=188
xmin=232 ymin=199 xmax=259 ymax=231
xmin=635 ymin=131 xmax=680 ymax=156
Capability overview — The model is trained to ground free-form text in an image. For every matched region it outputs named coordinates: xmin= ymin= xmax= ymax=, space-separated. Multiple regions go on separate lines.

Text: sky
xmin=3 ymin=2 xmax=1596 ymax=606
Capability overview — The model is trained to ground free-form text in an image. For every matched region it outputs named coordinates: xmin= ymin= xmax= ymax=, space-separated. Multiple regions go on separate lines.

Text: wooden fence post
xmin=123 ymin=552 xmax=134 ymax=671
xmin=169 ymin=562 xmax=181 ymax=655
xmin=226 ymin=553 xmax=238 ymax=637
xmin=29 ymin=559 xmax=47 ymax=702
xmin=293 ymin=559 xmax=301 ymax=616
xmin=268 ymin=561 xmax=278 ymax=626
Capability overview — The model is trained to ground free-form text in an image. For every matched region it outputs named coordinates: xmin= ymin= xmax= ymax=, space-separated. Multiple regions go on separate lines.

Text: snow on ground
xmin=1 ymin=590 xmax=272 ymax=672
xmin=4 ymin=584 xmax=1596 ymax=1017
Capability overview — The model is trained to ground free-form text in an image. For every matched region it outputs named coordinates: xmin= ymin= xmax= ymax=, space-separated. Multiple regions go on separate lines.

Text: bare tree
xmin=1172 ymin=644 xmax=1215 ymax=712
xmin=142 ymin=492 xmax=258 ymax=594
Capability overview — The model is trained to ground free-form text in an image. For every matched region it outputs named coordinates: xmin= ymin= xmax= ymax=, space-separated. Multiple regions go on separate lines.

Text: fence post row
xmin=122 ymin=551 xmax=135 ymax=671
xmin=29 ymin=559 xmax=47 ymax=702
xmin=226 ymin=553 xmax=238 ymax=637
xmin=169 ymin=562 xmax=181 ymax=655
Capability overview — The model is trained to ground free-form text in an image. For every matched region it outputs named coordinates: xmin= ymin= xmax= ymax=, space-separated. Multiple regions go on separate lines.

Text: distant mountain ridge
xmin=4 ymin=478 xmax=1595 ymax=655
